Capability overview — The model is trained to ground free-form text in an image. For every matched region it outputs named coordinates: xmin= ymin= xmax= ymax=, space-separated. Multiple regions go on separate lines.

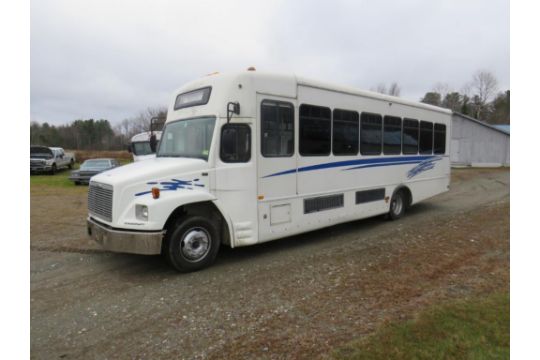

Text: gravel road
xmin=30 ymin=168 xmax=509 ymax=359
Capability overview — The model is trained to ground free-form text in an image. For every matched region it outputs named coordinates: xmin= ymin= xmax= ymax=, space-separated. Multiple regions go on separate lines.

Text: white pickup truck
xmin=30 ymin=146 xmax=76 ymax=174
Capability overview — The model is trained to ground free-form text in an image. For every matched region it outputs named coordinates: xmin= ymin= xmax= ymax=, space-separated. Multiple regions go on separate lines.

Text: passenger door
xmin=256 ymin=95 xmax=298 ymax=241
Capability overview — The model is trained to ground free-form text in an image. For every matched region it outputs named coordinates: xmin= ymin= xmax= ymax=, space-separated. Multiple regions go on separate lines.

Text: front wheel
xmin=50 ymin=164 xmax=57 ymax=175
xmin=68 ymin=159 xmax=74 ymax=169
xmin=388 ymin=190 xmax=406 ymax=220
xmin=165 ymin=216 xmax=220 ymax=272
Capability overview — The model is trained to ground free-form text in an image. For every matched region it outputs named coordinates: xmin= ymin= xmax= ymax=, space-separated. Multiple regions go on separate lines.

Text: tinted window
xmin=174 ymin=87 xmax=212 ymax=110
xmin=132 ymin=142 xmax=153 ymax=156
xmin=402 ymin=118 xmax=419 ymax=154
xmin=333 ymin=109 xmax=359 ymax=155
xmin=360 ymin=113 xmax=382 ymax=155
xmin=220 ymin=124 xmax=251 ymax=163
xmin=434 ymin=123 xmax=446 ymax=154
xmin=419 ymin=121 xmax=434 ymax=154
xmin=261 ymin=100 xmax=294 ymax=157
xmin=300 ymin=104 xmax=331 ymax=156
xmin=383 ymin=116 xmax=401 ymax=155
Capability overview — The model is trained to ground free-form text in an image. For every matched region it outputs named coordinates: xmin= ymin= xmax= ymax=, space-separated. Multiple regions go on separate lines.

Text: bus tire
xmin=388 ymin=190 xmax=405 ymax=220
xmin=165 ymin=216 xmax=220 ymax=272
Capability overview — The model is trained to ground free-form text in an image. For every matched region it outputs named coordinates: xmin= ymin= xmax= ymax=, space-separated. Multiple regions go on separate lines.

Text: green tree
xmin=420 ymin=92 xmax=442 ymax=106
xmin=442 ymin=92 xmax=462 ymax=112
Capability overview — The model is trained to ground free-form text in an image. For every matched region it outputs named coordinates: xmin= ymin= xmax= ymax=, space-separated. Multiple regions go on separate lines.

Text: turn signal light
xmin=151 ymin=187 xmax=160 ymax=199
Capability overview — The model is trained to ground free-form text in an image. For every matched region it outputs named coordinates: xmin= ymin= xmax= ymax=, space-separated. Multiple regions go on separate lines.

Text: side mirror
xmin=149 ymin=134 xmax=157 ymax=153
xmin=227 ymin=102 xmax=240 ymax=123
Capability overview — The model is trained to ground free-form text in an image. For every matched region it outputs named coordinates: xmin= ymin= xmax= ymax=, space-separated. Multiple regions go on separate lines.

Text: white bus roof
xmin=168 ymin=71 xmax=452 ymax=121
xmin=130 ymin=131 xmax=162 ymax=143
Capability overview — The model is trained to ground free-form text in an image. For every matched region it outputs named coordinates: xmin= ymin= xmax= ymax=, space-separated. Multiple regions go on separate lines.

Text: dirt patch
xmin=211 ymin=204 xmax=509 ymax=359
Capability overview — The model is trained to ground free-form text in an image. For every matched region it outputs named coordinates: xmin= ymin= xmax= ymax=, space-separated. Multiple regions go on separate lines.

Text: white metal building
xmin=451 ymin=112 xmax=510 ymax=167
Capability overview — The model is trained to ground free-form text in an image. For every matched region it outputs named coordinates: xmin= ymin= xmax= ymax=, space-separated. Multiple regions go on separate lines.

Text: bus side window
xmin=434 ymin=123 xmax=446 ymax=154
xmin=383 ymin=116 xmax=402 ymax=155
xmin=402 ymin=118 xmax=419 ymax=154
xmin=299 ymin=104 xmax=331 ymax=156
xmin=220 ymin=124 xmax=251 ymax=163
xmin=419 ymin=121 xmax=434 ymax=154
xmin=261 ymin=100 xmax=294 ymax=157
xmin=333 ymin=109 xmax=359 ymax=155
xmin=360 ymin=113 xmax=383 ymax=155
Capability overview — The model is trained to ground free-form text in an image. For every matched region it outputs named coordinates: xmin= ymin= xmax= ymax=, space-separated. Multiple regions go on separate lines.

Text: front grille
xmin=30 ymin=160 xmax=44 ymax=166
xmin=88 ymin=182 xmax=113 ymax=222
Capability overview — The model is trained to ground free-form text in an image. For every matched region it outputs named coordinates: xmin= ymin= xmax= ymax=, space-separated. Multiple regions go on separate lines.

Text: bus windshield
xmin=132 ymin=141 xmax=153 ymax=156
xmin=157 ymin=117 xmax=216 ymax=161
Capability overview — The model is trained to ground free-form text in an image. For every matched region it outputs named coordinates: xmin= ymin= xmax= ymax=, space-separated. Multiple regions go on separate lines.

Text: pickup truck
xmin=30 ymin=146 xmax=76 ymax=174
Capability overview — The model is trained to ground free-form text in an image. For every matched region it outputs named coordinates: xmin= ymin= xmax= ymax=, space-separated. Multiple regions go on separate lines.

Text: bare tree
xmin=371 ymin=82 xmax=400 ymax=96
xmin=388 ymin=82 xmax=401 ymax=97
xmin=471 ymin=70 xmax=498 ymax=119
xmin=472 ymin=71 xmax=498 ymax=104
xmin=120 ymin=106 xmax=168 ymax=138
xmin=371 ymin=83 xmax=387 ymax=94
xmin=432 ymin=82 xmax=451 ymax=101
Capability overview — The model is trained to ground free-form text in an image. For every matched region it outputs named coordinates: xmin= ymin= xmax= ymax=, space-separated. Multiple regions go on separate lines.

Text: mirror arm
xmin=227 ymin=102 xmax=240 ymax=123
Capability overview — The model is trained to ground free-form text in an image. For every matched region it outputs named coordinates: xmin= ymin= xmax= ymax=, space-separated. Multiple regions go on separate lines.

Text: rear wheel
xmin=165 ymin=216 xmax=220 ymax=272
xmin=388 ymin=190 xmax=405 ymax=220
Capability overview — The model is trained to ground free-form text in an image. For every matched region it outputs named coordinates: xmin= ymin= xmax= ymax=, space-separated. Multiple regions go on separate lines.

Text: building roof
xmin=452 ymin=112 xmax=510 ymax=136
xmin=492 ymin=125 xmax=510 ymax=134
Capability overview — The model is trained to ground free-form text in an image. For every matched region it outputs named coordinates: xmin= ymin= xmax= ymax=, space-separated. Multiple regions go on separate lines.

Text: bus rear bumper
xmin=87 ymin=217 xmax=164 ymax=255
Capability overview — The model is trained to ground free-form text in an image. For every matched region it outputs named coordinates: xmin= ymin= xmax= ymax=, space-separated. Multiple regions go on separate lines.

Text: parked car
xmin=69 ymin=158 xmax=120 ymax=185
xmin=30 ymin=146 xmax=75 ymax=174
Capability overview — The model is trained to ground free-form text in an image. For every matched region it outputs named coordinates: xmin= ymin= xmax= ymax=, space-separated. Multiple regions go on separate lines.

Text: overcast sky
xmin=31 ymin=0 xmax=509 ymax=125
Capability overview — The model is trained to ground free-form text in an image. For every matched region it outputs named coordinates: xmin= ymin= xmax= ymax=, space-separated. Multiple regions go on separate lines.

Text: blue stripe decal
xmin=135 ymin=177 xmax=204 ymax=197
xmin=262 ymin=156 xmax=437 ymax=178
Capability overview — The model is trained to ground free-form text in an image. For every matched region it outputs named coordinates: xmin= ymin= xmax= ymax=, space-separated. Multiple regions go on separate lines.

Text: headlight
xmin=46 ymin=159 xmax=54 ymax=165
xmin=135 ymin=204 xmax=148 ymax=221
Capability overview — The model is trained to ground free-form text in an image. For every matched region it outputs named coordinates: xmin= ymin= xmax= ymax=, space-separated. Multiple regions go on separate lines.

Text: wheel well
xmin=394 ymin=186 xmax=413 ymax=208
xmin=163 ymin=201 xmax=231 ymax=246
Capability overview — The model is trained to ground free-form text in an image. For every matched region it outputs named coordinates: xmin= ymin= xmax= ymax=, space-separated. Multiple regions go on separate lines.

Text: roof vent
xmin=247 ymin=66 xmax=256 ymax=71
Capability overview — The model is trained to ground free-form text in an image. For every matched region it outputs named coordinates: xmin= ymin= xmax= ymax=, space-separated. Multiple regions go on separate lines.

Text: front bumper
xmin=69 ymin=175 xmax=92 ymax=183
xmin=31 ymin=165 xmax=52 ymax=172
xmin=87 ymin=217 xmax=164 ymax=255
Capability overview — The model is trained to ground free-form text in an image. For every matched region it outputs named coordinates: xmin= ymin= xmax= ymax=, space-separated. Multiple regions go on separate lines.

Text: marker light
xmin=151 ymin=187 xmax=160 ymax=199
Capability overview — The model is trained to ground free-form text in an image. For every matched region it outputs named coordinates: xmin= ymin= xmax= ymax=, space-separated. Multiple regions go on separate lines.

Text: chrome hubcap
xmin=391 ymin=195 xmax=403 ymax=215
xmin=180 ymin=228 xmax=210 ymax=262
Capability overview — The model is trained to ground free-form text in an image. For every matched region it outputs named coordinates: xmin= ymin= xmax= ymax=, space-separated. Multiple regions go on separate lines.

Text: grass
xmin=30 ymin=165 xmax=79 ymax=188
xmin=333 ymin=292 xmax=509 ymax=360
xmin=31 ymin=153 xmax=133 ymax=189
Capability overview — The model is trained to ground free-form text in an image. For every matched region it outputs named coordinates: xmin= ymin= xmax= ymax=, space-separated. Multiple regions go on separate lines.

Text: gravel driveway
xmin=30 ymin=168 xmax=510 ymax=359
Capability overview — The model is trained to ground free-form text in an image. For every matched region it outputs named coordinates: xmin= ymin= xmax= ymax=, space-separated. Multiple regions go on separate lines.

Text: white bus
xmin=87 ymin=70 xmax=451 ymax=272
xmin=129 ymin=131 xmax=162 ymax=162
